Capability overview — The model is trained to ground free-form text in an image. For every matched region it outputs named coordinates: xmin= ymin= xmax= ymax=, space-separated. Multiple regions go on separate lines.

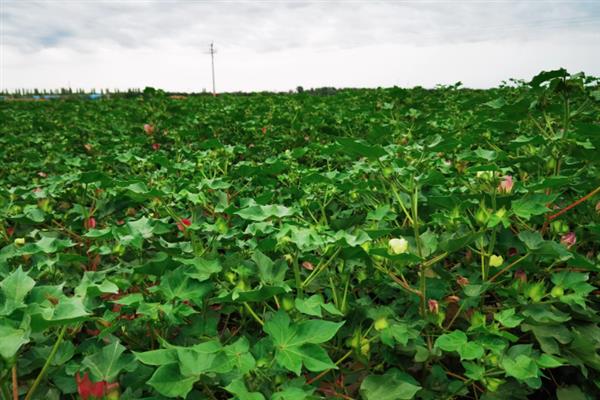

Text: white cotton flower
xmin=388 ymin=237 xmax=408 ymax=255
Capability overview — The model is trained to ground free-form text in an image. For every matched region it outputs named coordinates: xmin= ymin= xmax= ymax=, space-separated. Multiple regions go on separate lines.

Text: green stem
xmin=484 ymin=187 xmax=498 ymax=281
xmin=340 ymin=274 xmax=351 ymax=314
xmin=202 ymin=382 xmax=218 ymax=400
xmin=24 ymin=324 xmax=68 ymax=400
xmin=302 ymin=248 xmax=340 ymax=288
xmin=292 ymin=251 xmax=303 ymax=298
xmin=411 ymin=183 xmax=426 ymax=315
xmin=391 ymin=185 xmax=414 ymax=225
xmin=329 ymin=277 xmax=339 ymax=308
xmin=1 ymin=381 xmax=10 ymax=400
xmin=489 ymin=253 xmax=530 ymax=283
xmin=243 ymin=303 xmax=264 ymax=326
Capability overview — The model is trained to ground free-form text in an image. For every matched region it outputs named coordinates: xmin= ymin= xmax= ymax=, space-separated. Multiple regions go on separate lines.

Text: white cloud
xmin=1 ymin=1 xmax=599 ymax=91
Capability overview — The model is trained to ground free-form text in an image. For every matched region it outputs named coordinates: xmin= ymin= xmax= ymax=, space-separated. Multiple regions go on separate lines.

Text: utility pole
xmin=209 ymin=42 xmax=217 ymax=96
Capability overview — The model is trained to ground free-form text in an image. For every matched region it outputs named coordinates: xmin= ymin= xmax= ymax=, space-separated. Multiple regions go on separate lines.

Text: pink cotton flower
xmin=177 ymin=218 xmax=192 ymax=232
xmin=498 ymin=175 xmax=514 ymax=194
xmin=560 ymin=232 xmax=576 ymax=249
xmin=144 ymin=124 xmax=155 ymax=135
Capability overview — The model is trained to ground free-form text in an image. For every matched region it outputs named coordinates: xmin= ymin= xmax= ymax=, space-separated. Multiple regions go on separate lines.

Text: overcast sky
xmin=1 ymin=1 xmax=599 ymax=92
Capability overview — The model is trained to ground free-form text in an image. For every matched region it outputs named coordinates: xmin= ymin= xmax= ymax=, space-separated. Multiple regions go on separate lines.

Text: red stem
xmin=548 ymin=186 xmax=600 ymax=221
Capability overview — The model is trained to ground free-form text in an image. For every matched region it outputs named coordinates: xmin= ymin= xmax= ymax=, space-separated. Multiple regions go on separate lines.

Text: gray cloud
xmin=1 ymin=0 xmax=599 ymax=91
xmin=4 ymin=1 xmax=599 ymax=51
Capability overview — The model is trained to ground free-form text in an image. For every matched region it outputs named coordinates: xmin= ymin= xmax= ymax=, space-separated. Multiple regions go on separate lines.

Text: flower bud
xmin=14 ymin=237 xmax=25 ymax=246
xmin=428 ymin=299 xmax=439 ymax=314
xmin=388 ymin=237 xmax=408 ymax=255
xmin=445 ymin=295 xmax=460 ymax=303
xmin=456 ymin=276 xmax=470 ymax=286
xmin=514 ymin=269 xmax=527 ymax=283
xmin=301 ymin=261 xmax=314 ymax=271
xmin=84 ymin=217 xmax=96 ymax=230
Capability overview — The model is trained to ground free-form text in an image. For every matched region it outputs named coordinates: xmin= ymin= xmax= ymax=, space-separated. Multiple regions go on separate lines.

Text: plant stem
xmin=243 ymin=302 xmax=264 ymax=326
xmin=548 ymin=185 xmax=600 ymax=221
xmin=202 ymin=382 xmax=218 ymax=400
xmin=292 ymin=251 xmax=303 ymax=298
xmin=24 ymin=324 xmax=68 ymax=400
xmin=306 ymin=349 xmax=353 ymax=385
xmin=302 ymin=248 xmax=340 ymax=288
xmin=484 ymin=187 xmax=498 ymax=281
xmin=1 ymin=381 xmax=10 ymax=400
xmin=411 ymin=183 xmax=426 ymax=315
xmin=489 ymin=253 xmax=530 ymax=283
xmin=11 ymin=365 xmax=17 ymax=400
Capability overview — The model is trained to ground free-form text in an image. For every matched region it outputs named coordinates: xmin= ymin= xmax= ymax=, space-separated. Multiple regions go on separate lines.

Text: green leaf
xmin=298 ymin=343 xmax=337 ymax=371
xmin=518 ymin=231 xmax=544 ymax=250
xmin=157 ymin=267 xmax=212 ymax=303
xmin=148 ymin=363 xmax=197 ymax=398
xmin=512 ymin=195 xmax=552 ymax=219
xmin=263 ymin=311 xmax=343 ymax=375
xmin=253 ymin=250 xmax=288 ymax=285
xmin=225 ymin=378 xmax=266 ymax=400
xmin=556 ymin=386 xmax=587 ymax=400
xmin=176 ymin=340 xmax=222 ymax=376
xmin=0 ymin=324 xmax=30 ymax=359
xmin=175 ymin=256 xmax=222 ymax=282
xmin=82 ymin=341 xmax=135 ymax=382
xmin=463 ymin=362 xmax=485 ymax=380
xmin=435 ymin=331 xmax=468 ymax=352
xmin=134 ymin=349 xmax=178 ymax=366
xmin=458 ymin=342 xmax=484 ymax=361
xmin=127 ymin=216 xmax=154 ymax=239
xmin=34 ymin=236 xmax=74 ymax=254
xmin=0 ymin=267 xmax=35 ymax=315
xmin=46 ymin=297 xmax=90 ymax=322
xmin=223 ymin=337 xmax=256 ymax=375
xmin=235 ymin=205 xmax=296 ymax=221
xmin=495 ymin=308 xmax=524 ymax=328
xmin=536 ymin=353 xmax=564 ymax=368
xmin=295 ymin=295 xmax=323 ymax=317
xmin=529 ymin=68 xmax=567 ymax=87
xmin=522 ymin=304 xmax=571 ymax=324
xmin=217 ymin=286 xmax=286 ymax=303
xmin=295 ymin=319 xmax=345 ymax=344
xmin=337 ymin=138 xmax=387 ymax=160
xmin=271 ymin=386 xmax=314 ymax=400
xmin=294 ymin=294 xmax=342 ymax=317
xmin=501 ymin=354 xmax=539 ymax=380
xmin=360 ymin=368 xmax=421 ymax=400
xmin=24 ymin=206 xmax=45 ymax=222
